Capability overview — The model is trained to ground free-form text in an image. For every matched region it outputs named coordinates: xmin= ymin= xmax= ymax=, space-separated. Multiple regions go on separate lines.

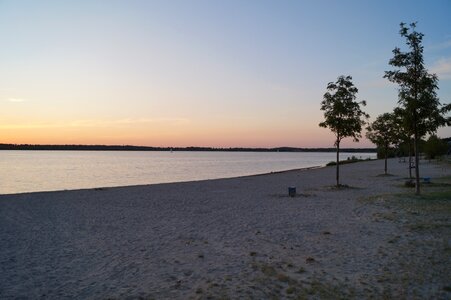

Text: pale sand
xmin=1 ymin=158 xmax=450 ymax=299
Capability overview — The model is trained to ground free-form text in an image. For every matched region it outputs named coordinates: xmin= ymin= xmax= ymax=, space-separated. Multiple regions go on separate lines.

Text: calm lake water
xmin=0 ymin=151 xmax=376 ymax=194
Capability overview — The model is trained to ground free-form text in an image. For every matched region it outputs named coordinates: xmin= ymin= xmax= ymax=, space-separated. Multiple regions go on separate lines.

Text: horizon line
xmin=0 ymin=143 xmax=378 ymax=152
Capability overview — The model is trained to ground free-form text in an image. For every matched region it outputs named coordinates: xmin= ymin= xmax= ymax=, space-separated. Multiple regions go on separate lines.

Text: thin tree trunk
xmin=384 ymin=145 xmax=388 ymax=175
xmin=414 ymin=125 xmax=420 ymax=195
xmin=408 ymin=139 xmax=413 ymax=179
xmin=413 ymin=47 xmax=420 ymax=195
xmin=336 ymin=141 xmax=340 ymax=187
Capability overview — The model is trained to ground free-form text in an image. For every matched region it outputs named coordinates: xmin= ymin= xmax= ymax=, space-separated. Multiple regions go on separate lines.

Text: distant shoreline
xmin=0 ymin=150 xmax=377 ymax=195
xmin=0 ymin=143 xmax=376 ymax=153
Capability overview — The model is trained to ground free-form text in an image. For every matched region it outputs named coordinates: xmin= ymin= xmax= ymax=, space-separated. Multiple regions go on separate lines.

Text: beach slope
xmin=1 ymin=158 xmax=450 ymax=299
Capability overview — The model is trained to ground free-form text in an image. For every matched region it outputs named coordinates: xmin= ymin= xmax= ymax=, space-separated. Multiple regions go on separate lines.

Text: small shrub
xmin=286 ymin=286 xmax=296 ymax=294
xmin=261 ymin=265 xmax=277 ymax=277
xmin=297 ymin=267 xmax=306 ymax=273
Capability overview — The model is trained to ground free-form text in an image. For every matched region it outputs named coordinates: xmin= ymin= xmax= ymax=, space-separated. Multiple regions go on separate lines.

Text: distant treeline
xmin=0 ymin=143 xmax=377 ymax=153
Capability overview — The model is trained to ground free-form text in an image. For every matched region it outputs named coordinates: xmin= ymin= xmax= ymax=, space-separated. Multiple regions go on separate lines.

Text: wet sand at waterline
xmin=1 ymin=158 xmax=450 ymax=299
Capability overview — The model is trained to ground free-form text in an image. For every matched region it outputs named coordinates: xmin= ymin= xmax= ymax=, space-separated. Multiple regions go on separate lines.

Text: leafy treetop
xmin=384 ymin=22 xmax=450 ymax=137
xmin=319 ymin=75 xmax=369 ymax=146
xmin=366 ymin=112 xmax=400 ymax=148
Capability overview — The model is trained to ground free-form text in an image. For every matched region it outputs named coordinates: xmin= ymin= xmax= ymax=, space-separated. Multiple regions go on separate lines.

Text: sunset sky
xmin=1 ymin=0 xmax=450 ymax=148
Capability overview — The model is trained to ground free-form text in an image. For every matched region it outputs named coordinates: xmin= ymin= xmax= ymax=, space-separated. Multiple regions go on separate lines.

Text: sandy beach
xmin=1 ymin=158 xmax=450 ymax=299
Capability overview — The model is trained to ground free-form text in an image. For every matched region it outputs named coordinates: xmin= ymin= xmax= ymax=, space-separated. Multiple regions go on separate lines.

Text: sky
xmin=1 ymin=0 xmax=450 ymax=148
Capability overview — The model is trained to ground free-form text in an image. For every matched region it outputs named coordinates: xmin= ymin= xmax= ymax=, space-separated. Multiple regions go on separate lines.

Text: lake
xmin=0 ymin=151 xmax=376 ymax=194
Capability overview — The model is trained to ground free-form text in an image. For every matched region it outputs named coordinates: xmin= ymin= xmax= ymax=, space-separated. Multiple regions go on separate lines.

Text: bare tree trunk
xmin=408 ymin=139 xmax=413 ymax=179
xmin=336 ymin=141 xmax=340 ymax=187
xmin=414 ymin=126 xmax=420 ymax=195
xmin=413 ymin=50 xmax=420 ymax=195
xmin=384 ymin=145 xmax=388 ymax=175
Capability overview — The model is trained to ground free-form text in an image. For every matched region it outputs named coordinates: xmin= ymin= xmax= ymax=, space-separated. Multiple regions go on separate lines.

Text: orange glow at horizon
xmin=0 ymin=117 xmax=375 ymax=148
xmin=1 ymin=1 xmax=450 ymax=150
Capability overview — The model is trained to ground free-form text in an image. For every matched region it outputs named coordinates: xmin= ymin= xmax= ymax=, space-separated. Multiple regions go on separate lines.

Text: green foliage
xmin=376 ymin=147 xmax=397 ymax=159
xmin=384 ymin=22 xmax=451 ymax=194
xmin=384 ymin=23 xmax=450 ymax=137
xmin=392 ymin=107 xmax=412 ymax=141
xmin=424 ymin=135 xmax=448 ymax=159
xmin=326 ymin=156 xmax=371 ymax=166
xmin=366 ymin=112 xmax=400 ymax=149
xmin=367 ymin=112 xmax=404 ymax=174
xmin=319 ymin=75 xmax=368 ymax=186
xmin=319 ymin=75 xmax=369 ymax=145
xmin=395 ymin=138 xmax=426 ymax=157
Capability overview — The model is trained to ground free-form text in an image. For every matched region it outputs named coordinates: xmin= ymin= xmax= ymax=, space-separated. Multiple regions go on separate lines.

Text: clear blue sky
xmin=1 ymin=0 xmax=450 ymax=147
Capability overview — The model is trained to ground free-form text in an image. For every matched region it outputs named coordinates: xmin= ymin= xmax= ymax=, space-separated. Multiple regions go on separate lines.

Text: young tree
xmin=319 ymin=75 xmax=369 ymax=187
xmin=384 ymin=22 xmax=451 ymax=194
xmin=366 ymin=112 xmax=400 ymax=175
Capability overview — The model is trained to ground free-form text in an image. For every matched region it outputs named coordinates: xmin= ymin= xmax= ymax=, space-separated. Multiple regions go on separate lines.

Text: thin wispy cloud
xmin=430 ymin=57 xmax=451 ymax=80
xmin=426 ymin=39 xmax=451 ymax=52
xmin=6 ymin=98 xmax=26 ymax=103
xmin=0 ymin=118 xmax=191 ymax=130
xmin=70 ymin=118 xmax=190 ymax=128
xmin=0 ymin=122 xmax=58 ymax=129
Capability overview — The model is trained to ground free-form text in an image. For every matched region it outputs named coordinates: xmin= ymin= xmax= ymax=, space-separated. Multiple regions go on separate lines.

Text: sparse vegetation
xmin=260 ymin=264 xmax=277 ymax=277
xmin=326 ymin=156 xmax=372 ymax=166
xmin=360 ymin=173 xmax=451 ymax=298
xmin=297 ymin=267 xmax=306 ymax=274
